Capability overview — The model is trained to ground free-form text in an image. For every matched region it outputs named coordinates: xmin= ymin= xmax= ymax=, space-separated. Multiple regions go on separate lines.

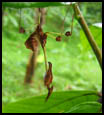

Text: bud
xmin=65 ymin=31 xmax=71 ymax=36
xmin=56 ymin=36 xmax=61 ymax=41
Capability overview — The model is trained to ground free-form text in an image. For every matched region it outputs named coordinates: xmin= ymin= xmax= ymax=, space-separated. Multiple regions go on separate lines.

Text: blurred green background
xmin=2 ymin=2 xmax=102 ymax=105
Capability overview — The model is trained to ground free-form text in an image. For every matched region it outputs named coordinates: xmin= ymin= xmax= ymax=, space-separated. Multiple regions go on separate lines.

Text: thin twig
xmin=43 ymin=47 xmax=48 ymax=72
xmin=38 ymin=8 xmax=48 ymax=72
xmin=60 ymin=6 xmax=70 ymax=36
xmin=71 ymin=14 xmax=74 ymax=35
xmin=19 ymin=8 xmax=21 ymax=29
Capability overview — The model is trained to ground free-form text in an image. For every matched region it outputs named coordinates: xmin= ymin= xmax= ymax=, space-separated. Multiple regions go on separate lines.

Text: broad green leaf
xmin=65 ymin=102 xmax=101 ymax=113
xmin=2 ymin=90 xmax=101 ymax=113
xmin=2 ymin=2 xmax=75 ymax=8
xmin=80 ymin=25 xmax=102 ymax=51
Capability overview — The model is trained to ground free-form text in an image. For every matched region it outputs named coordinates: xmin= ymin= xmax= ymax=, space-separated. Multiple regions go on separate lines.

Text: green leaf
xmin=2 ymin=90 xmax=101 ymax=113
xmin=2 ymin=2 xmax=75 ymax=8
xmin=65 ymin=102 xmax=101 ymax=113
xmin=80 ymin=25 xmax=102 ymax=51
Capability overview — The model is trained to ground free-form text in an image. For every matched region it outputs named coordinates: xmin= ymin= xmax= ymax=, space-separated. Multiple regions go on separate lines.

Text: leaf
xmin=25 ymin=24 xmax=47 ymax=51
xmin=2 ymin=90 xmax=101 ymax=113
xmin=25 ymin=31 xmax=39 ymax=52
xmin=40 ymin=33 xmax=47 ymax=48
xmin=44 ymin=62 xmax=53 ymax=101
xmin=44 ymin=62 xmax=53 ymax=87
xmin=2 ymin=2 xmax=75 ymax=9
xmin=80 ymin=25 xmax=102 ymax=51
xmin=65 ymin=102 xmax=101 ymax=113
xmin=45 ymin=86 xmax=54 ymax=102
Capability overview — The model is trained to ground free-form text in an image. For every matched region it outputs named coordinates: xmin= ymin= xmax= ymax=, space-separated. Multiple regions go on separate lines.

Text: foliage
xmin=80 ymin=25 xmax=102 ymax=51
xmin=80 ymin=2 xmax=102 ymax=25
xmin=2 ymin=90 xmax=101 ymax=113
xmin=2 ymin=2 xmax=73 ymax=8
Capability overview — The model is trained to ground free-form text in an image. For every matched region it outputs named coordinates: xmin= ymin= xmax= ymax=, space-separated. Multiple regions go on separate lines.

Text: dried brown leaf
xmin=25 ymin=31 xmax=39 ymax=52
xmin=44 ymin=62 xmax=53 ymax=88
xmin=25 ymin=24 xmax=47 ymax=52
xmin=44 ymin=62 xmax=54 ymax=101
xmin=45 ymin=86 xmax=54 ymax=101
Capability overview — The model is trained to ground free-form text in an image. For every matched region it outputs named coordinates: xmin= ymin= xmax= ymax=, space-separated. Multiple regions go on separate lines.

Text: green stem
xmin=46 ymin=32 xmax=64 ymax=36
xmin=71 ymin=14 xmax=74 ymax=35
xmin=19 ymin=9 xmax=21 ymax=29
xmin=43 ymin=47 xmax=48 ymax=72
xmin=73 ymin=3 xmax=102 ymax=69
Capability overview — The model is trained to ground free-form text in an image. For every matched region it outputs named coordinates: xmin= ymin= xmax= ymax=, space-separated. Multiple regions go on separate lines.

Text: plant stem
xmin=47 ymin=33 xmax=56 ymax=39
xmin=43 ymin=47 xmax=48 ymax=72
xmin=46 ymin=32 xmax=64 ymax=36
xmin=19 ymin=9 xmax=21 ymax=29
xmin=73 ymin=3 xmax=102 ymax=69
xmin=71 ymin=14 xmax=74 ymax=35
